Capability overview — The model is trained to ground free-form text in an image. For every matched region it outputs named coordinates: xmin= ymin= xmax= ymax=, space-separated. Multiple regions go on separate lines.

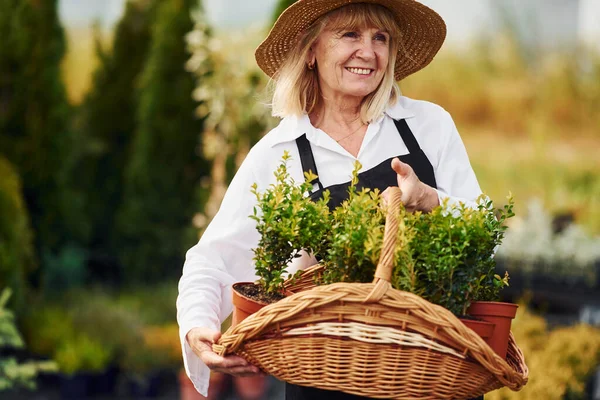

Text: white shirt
xmin=176 ymin=96 xmax=482 ymax=396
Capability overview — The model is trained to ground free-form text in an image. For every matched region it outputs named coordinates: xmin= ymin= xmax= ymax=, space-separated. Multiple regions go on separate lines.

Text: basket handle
xmin=373 ymin=186 xmax=402 ymax=283
xmin=359 ymin=187 xmax=401 ymax=305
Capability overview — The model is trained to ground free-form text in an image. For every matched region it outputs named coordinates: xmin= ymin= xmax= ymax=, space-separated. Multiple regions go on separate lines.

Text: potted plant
xmin=464 ymin=197 xmax=518 ymax=359
xmin=314 ymin=178 xmax=516 ymax=353
xmin=232 ymin=151 xmax=330 ymax=325
xmin=246 ymin=156 xmax=518 ymax=357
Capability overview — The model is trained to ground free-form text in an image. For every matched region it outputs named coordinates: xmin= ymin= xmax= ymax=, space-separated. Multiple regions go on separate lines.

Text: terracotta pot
xmin=232 ymin=282 xmax=268 ymax=327
xmin=460 ymin=318 xmax=495 ymax=345
xmin=467 ymin=301 xmax=518 ymax=359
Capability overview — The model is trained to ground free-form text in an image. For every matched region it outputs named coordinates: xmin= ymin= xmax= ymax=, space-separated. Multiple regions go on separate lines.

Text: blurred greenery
xmin=488 ymin=305 xmax=600 ymax=400
xmin=74 ymin=0 xmax=156 ymax=285
xmin=115 ymin=0 xmax=211 ymax=285
xmin=22 ymin=282 xmax=178 ymax=376
xmin=0 ymin=288 xmax=56 ymax=390
xmin=0 ymin=158 xmax=33 ymax=310
xmin=0 ymin=0 xmax=88 ymax=279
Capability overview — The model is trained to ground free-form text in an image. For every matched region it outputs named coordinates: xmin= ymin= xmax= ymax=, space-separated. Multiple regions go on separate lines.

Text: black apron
xmin=286 ymin=119 xmax=483 ymax=400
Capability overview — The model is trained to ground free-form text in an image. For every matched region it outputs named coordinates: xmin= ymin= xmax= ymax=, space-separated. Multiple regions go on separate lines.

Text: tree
xmin=0 ymin=0 xmax=81 ymax=284
xmin=76 ymin=0 xmax=156 ymax=284
xmin=0 ymin=158 xmax=34 ymax=309
xmin=116 ymin=0 xmax=211 ymax=284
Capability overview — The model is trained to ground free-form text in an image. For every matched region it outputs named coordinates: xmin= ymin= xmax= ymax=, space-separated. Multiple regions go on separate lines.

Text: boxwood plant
xmin=250 ymin=154 xmax=515 ymax=316
xmin=250 ymin=151 xmax=330 ymax=297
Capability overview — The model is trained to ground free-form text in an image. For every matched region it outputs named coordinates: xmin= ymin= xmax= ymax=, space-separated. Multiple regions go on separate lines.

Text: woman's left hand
xmin=384 ymin=157 xmax=439 ymax=212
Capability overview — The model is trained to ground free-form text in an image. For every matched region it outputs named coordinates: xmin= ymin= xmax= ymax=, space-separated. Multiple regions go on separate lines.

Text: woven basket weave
xmin=214 ymin=187 xmax=528 ymax=399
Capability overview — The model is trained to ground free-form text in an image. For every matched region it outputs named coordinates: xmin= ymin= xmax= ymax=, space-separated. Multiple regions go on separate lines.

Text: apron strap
xmin=296 ymin=134 xmax=324 ymax=191
xmin=393 ymin=119 xmax=438 ymax=189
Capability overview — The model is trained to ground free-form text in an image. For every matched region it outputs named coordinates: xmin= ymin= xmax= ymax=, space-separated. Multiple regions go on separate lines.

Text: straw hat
xmin=256 ymin=0 xmax=446 ymax=81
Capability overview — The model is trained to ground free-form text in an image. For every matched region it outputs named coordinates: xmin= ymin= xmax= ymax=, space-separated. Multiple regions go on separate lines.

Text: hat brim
xmin=256 ymin=0 xmax=446 ymax=81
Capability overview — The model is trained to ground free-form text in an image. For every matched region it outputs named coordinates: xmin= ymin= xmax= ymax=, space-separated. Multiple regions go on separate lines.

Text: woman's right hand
xmin=186 ymin=327 xmax=262 ymax=376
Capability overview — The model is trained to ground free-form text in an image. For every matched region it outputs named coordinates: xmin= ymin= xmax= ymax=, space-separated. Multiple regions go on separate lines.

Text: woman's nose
xmin=356 ymin=39 xmax=376 ymax=60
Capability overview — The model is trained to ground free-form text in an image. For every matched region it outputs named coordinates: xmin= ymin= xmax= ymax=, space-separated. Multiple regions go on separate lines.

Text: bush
xmin=0 ymin=288 xmax=56 ymax=390
xmin=0 ymin=0 xmax=86 ymax=261
xmin=487 ymin=306 xmax=600 ymax=400
xmin=116 ymin=0 xmax=211 ymax=285
xmin=22 ymin=284 xmax=180 ymax=377
xmin=75 ymin=0 xmax=156 ymax=284
xmin=0 ymin=157 xmax=33 ymax=309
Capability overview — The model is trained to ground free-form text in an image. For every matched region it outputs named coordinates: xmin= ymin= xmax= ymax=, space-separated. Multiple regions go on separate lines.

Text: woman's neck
xmin=309 ymin=97 xmax=368 ymax=158
xmin=310 ymin=97 xmax=363 ymax=130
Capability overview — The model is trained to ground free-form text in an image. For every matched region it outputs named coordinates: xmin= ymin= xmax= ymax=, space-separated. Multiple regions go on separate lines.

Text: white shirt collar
xmin=267 ymin=97 xmax=416 ymax=148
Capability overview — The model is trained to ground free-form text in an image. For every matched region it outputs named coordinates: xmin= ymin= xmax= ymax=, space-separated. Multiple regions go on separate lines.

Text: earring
xmin=307 ymin=61 xmax=315 ymax=70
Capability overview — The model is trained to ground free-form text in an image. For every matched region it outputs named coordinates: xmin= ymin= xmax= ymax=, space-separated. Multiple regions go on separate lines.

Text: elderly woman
xmin=178 ymin=0 xmax=483 ymax=399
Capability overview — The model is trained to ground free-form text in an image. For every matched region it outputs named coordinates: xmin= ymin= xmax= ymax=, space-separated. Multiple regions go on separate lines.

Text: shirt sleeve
xmin=433 ymin=110 xmax=482 ymax=208
xmin=176 ymin=152 xmax=261 ymax=396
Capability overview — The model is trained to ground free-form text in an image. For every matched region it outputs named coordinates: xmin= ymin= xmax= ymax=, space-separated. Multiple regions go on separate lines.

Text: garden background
xmin=1 ymin=0 xmax=599 ymax=399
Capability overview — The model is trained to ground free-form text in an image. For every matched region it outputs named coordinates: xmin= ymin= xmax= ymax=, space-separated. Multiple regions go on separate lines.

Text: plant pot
xmin=460 ymin=318 xmax=495 ymax=344
xmin=467 ymin=301 xmax=518 ymax=359
xmin=232 ymin=282 xmax=269 ymax=327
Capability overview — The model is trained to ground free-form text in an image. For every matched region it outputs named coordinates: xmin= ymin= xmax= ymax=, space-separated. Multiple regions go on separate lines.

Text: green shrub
xmin=0 ymin=288 xmax=56 ymax=390
xmin=251 ymin=152 xmax=331 ymax=295
xmin=116 ymin=0 xmax=211 ymax=284
xmin=0 ymin=157 xmax=33 ymax=309
xmin=488 ymin=306 xmax=600 ymax=400
xmin=0 ymin=0 xmax=86 ymax=260
xmin=22 ymin=285 xmax=179 ymax=377
xmin=75 ymin=0 xmax=156 ymax=283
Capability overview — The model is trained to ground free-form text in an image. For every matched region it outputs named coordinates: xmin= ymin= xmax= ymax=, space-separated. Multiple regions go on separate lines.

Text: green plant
xmin=320 ymin=163 xmax=386 ymax=284
xmin=393 ymin=195 xmax=515 ymax=315
xmin=0 ymin=0 xmax=88 ymax=259
xmin=488 ymin=305 xmax=600 ymax=400
xmin=75 ymin=0 xmax=156 ymax=282
xmin=115 ymin=0 xmax=211 ymax=285
xmin=0 ymin=288 xmax=56 ymax=390
xmin=53 ymin=334 xmax=111 ymax=376
xmin=252 ymin=157 xmax=515 ymax=315
xmin=250 ymin=151 xmax=331 ymax=295
xmin=0 ymin=157 xmax=34 ymax=310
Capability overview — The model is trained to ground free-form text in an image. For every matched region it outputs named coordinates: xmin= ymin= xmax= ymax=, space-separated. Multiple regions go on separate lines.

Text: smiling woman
xmin=178 ymin=1 xmax=484 ymax=399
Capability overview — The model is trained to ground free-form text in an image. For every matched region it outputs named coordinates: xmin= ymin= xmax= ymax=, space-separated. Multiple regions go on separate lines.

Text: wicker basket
xmin=214 ymin=188 xmax=528 ymax=399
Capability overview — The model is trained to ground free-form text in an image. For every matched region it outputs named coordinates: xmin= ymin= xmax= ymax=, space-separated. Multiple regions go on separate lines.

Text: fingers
xmin=187 ymin=327 xmax=221 ymax=344
xmin=203 ymin=353 xmax=262 ymax=376
xmin=186 ymin=327 xmax=262 ymax=376
xmin=202 ymin=352 xmax=248 ymax=369
xmin=391 ymin=157 xmax=412 ymax=177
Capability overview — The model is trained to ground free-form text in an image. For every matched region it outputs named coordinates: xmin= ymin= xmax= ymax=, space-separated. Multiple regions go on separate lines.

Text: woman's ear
xmin=306 ymin=49 xmax=316 ymax=69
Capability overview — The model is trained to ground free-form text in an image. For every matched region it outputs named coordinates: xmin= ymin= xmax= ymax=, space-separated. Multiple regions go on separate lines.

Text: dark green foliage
xmin=116 ymin=0 xmax=211 ymax=284
xmin=0 ymin=288 xmax=56 ymax=390
xmin=392 ymin=196 xmax=515 ymax=315
xmin=76 ymin=0 xmax=156 ymax=283
xmin=250 ymin=152 xmax=331 ymax=295
xmin=0 ymin=0 xmax=85 ymax=283
xmin=321 ymin=163 xmax=386 ymax=285
xmin=0 ymin=158 xmax=34 ymax=309
xmin=271 ymin=0 xmax=297 ymax=23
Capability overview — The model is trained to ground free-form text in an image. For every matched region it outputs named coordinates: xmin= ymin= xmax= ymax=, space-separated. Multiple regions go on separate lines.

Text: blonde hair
xmin=270 ymin=4 xmax=402 ymax=123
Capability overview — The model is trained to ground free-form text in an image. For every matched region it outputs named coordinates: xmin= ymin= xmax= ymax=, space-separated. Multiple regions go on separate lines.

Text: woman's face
xmin=311 ymin=25 xmax=390 ymax=102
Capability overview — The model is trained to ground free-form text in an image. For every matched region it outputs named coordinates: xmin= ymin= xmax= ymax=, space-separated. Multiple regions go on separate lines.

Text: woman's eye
xmin=374 ymin=33 xmax=388 ymax=42
xmin=342 ymin=31 xmax=359 ymax=38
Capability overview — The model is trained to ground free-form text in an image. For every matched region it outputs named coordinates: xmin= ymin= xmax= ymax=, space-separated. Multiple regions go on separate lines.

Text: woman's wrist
xmin=417 ymin=183 xmax=439 ymax=213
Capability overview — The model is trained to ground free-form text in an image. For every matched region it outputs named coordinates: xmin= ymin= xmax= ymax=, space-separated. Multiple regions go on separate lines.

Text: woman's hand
xmin=385 ymin=157 xmax=439 ymax=212
xmin=186 ymin=327 xmax=263 ymax=376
